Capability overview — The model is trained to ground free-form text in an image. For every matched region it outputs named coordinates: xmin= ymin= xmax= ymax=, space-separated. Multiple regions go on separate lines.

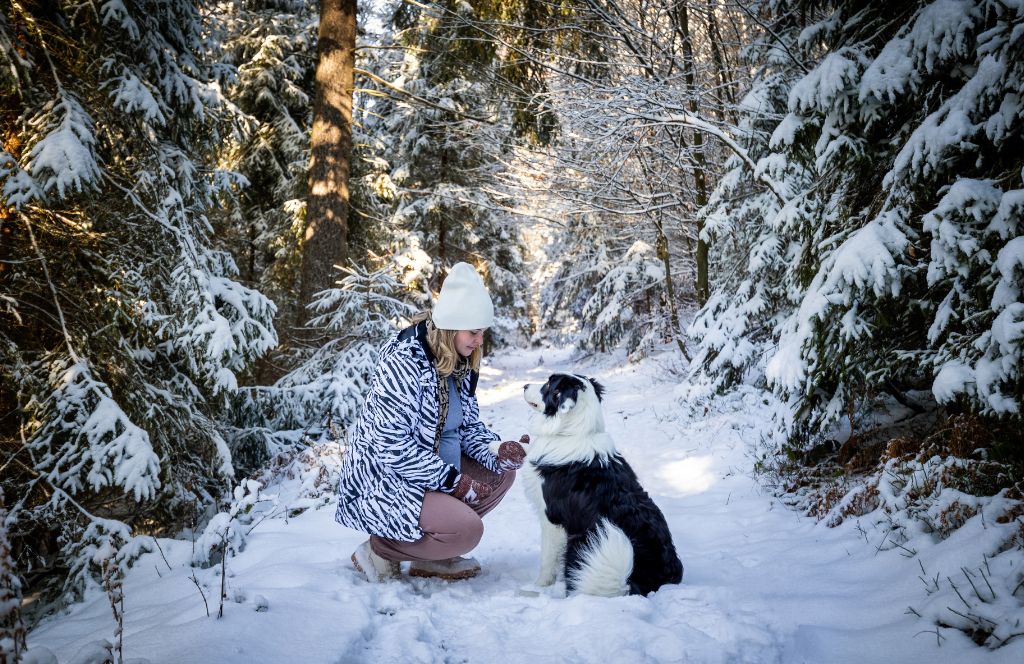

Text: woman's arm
xmin=458 ymin=380 xmax=500 ymax=472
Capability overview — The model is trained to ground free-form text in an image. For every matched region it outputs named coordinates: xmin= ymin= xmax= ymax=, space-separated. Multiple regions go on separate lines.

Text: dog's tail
xmin=568 ymin=519 xmax=633 ymax=597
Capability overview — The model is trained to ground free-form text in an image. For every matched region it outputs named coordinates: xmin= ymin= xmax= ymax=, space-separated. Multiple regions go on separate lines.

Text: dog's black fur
xmin=537 ymin=457 xmax=684 ymax=595
xmin=529 ymin=373 xmax=683 ymax=596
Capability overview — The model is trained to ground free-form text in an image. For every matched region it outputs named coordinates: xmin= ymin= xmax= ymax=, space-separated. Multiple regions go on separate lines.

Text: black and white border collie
xmin=521 ymin=373 xmax=683 ymax=596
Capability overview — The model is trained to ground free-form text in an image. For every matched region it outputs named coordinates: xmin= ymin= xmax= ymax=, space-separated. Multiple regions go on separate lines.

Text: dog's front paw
xmin=535 ymin=571 xmax=557 ymax=587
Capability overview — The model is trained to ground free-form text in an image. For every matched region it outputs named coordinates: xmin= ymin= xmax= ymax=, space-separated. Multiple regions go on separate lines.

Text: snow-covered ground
xmin=27 ymin=347 xmax=1023 ymax=663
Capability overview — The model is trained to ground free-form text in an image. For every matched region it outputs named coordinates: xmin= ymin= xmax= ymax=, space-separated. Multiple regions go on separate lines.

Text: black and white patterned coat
xmin=334 ymin=322 xmax=500 ymax=542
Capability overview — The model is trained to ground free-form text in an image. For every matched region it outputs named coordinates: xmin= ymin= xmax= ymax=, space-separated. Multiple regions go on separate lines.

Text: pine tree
xmin=213 ymin=0 xmax=320 ymax=343
xmin=0 ymin=1 xmax=276 ymax=603
xmin=0 ymin=490 xmax=26 ymax=662
xmin=227 ymin=265 xmax=414 ymax=473
xmin=689 ymin=0 xmax=1024 ymax=442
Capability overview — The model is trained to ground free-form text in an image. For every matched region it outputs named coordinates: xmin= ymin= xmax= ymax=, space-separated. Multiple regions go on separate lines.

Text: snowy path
xmin=28 ymin=348 xmax=1021 ymax=663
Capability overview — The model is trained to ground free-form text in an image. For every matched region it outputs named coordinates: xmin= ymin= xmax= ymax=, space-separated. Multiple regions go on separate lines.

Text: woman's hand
xmin=446 ymin=474 xmax=493 ymax=505
xmin=496 ymin=434 xmax=529 ymax=472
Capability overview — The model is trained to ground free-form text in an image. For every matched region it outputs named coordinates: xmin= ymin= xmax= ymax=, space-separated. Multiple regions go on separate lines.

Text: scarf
xmin=434 ymin=361 xmax=472 ymax=454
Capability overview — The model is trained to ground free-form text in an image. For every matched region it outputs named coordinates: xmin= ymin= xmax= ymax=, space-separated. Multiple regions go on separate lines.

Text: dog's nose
xmin=523 ymin=384 xmax=528 ymax=391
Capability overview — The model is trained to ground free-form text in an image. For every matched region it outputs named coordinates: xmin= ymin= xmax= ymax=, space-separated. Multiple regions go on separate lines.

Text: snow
xmin=907 ymin=0 xmax=977 ymax=73
xmin=43 ymin=360 xmax=161 ymax=502
xmin=788 ymin=49 xmax=865 ymax=116
xmin=765 ymin=211 xmax=909 ymax=393
xmin=26 ymin=347 xmax=1024 ymax=663
xmin=26 ymin=93 xmax=102 ymax=199
xmin=933 ymin=359 xmax=975 ymax=403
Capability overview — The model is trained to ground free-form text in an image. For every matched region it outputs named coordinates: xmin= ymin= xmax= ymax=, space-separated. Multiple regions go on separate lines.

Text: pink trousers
xmin=370 ymin=455 xmax=515 ymax=562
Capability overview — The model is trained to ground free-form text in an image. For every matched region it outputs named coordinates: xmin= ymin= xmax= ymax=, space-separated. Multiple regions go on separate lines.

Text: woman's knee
xmin=455 ymin=512 xmax=484 ymax=551
xmin=421 ymin=493 xmax=484 ymax=546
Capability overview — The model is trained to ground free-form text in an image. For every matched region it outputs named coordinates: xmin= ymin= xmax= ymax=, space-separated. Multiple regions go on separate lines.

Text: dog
xmin=521 ymin=373 xmax=683 ymax=596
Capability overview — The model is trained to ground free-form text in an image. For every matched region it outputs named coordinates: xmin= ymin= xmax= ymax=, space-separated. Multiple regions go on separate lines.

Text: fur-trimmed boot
xmin=408 ymin=556 xmax=481 ymax=580
xmin=351 ymin=540 xmax=401 ymax=582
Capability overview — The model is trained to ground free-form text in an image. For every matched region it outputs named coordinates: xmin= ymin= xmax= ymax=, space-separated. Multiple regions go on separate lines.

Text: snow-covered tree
xmin=212 ymin=0 xmax=319 ymax=335
xmin=352 ymin=1 xmax=532 ymax=344
xmin=0 ymin=490 xmax=25 ymax=662
xmin=0 ymin=1 xmax=276 ymax=603
xmin=688 ymin=0 xmax=1024 ymax=442
xmin=227 ymin=265 xmax=414 ymax=473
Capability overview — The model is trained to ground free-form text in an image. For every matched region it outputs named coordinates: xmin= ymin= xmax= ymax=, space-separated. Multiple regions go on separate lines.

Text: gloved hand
xmin=496 ymin=434 xmax=529 ymax=473
xmin=445 ymin=473 xmax=493 ymax=505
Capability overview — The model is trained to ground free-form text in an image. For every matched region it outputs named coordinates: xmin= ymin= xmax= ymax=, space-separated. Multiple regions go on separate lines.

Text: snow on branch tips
xmin=32 ymin=359 xmax=161 ymax=503
xmin=25 ymin=92 xmax=102 ymax=200
xmin=766 ymin=212 xmax=909 ymax=395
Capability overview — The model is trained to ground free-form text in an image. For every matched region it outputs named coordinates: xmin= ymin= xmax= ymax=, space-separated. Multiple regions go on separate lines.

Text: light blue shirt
xmin=438 ymin=377 xmax=463 ymax=470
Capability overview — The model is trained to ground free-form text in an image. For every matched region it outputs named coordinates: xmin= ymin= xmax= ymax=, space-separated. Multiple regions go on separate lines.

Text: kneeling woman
xmin=335 ymin=262 xmax=526 ymax=581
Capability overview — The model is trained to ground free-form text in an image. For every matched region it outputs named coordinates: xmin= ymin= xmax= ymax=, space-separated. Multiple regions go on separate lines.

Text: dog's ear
xmin=588 ymin=378 xmax=605 ymax=402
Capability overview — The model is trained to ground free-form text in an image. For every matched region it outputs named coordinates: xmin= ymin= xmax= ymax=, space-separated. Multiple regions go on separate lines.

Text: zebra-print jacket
xmin=334 ymin=322 xmax=501 ymax=542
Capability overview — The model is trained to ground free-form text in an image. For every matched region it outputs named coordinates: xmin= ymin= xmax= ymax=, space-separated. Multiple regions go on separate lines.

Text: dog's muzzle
xmin=523 ymin=384 xmax=543 ymax=412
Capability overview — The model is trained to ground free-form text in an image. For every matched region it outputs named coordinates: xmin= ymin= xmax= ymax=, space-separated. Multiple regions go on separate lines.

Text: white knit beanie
xmin=432 ymin=262 xmax=494 ymax=330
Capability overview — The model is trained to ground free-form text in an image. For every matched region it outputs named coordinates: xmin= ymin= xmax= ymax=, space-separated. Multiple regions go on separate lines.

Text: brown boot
xmin=408 ymin=556 xmax=481 ymax=580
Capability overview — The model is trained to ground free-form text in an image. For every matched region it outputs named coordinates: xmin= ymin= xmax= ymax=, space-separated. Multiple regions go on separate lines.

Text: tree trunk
xmin=300 ymin=0 xmax=355 ymax=331
xmin=671 ymin=1 xmax=710 ymax=306
xmin=706 ymin=0 xmax=738 ymax=125
xmin=656 ymin=222 xmax=691 ymax=360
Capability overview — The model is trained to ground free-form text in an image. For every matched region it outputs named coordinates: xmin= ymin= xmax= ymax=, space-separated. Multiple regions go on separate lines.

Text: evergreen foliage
xmin=0 ymin=1 xmax=275 ymax=605
xmin=213 ymin=0 xmax=320 ymax=334
xmin=227 ymin=265 xmax=414 ymax=475
xmin=0 ymin=490 xmax=26 ymax=662
xmin=687 ymin=0 xmax=1024 ymax=443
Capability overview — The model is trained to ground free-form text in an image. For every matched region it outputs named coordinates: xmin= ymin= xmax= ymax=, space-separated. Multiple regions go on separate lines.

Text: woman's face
xmin=454 ymin=329 xmax=485 ymax=358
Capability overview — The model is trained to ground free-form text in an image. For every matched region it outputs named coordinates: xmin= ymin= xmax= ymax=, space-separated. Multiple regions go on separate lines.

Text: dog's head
xmin=523 ymin=373 xmax=606 ymax=438
xmin=524 ymin=373 xmax=604 ymax=416
xmin=523 ymin=373 xmax=614 ymax=462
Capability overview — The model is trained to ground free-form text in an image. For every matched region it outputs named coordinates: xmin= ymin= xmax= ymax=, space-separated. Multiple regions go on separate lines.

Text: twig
xmin=947 ymin=576 xmax=972 ymax=610
xmin=218 ymin=527 xmax=229 ymax=619
xmin=946 ymin=606 xmax=997 ymax=630
xmin=961 ymin=567 xmax=986 ymax=603
xmin=20 ymin=213 xmax=80 ymax=363
xmin=245 ymin=507 xmax=285 ymax=536
xmin=978 ymin=564 xmax=996 ymax=600
xmin=152 ymin=536 xmax=173 ymax=572
xmin=1011 ymin=575 xmax=1024 ymax=597
xmin=914 ymin=627 xmax=944 ymax=647
xmin=353 ymin=67 xmax=494 ymax=123
xmin=189 ymin=573 xmax=209 ymax=618
xmin=893 ymin=540 xmax=917 ymax=558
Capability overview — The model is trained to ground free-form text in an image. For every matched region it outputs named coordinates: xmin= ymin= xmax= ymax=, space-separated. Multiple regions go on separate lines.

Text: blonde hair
xmin=411 ymin=311 xmax=482 ymax=376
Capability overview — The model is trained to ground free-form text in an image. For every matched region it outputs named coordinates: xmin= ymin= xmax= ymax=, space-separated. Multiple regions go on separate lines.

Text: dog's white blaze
xmin=523 ymin=384 xmax=545 ymax=411
xmin=568 ymin=518 xmax=633 ymax=597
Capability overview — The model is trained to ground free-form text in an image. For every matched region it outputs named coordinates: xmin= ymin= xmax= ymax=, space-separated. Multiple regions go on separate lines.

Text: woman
xmin=335 ymin=262 xmax=527 ymax=581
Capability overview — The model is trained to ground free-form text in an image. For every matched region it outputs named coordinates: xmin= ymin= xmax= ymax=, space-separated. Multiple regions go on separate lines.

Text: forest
xmin=1 ymin=0 xmax=1022 ymax=661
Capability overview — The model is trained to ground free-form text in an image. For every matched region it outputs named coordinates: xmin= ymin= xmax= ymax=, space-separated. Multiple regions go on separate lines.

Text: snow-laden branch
xmin=638 ymin=111 xmax=787 ymax=207
xmin=354 ymin=68 xmax=495 ymax=124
